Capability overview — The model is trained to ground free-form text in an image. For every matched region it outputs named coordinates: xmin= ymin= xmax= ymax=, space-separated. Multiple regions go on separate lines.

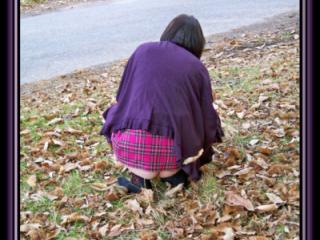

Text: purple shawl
xmin=100 ymin=41 xmax=224 ymax=181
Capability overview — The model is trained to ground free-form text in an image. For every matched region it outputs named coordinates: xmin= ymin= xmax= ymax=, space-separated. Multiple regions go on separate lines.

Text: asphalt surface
xmin=21 ymin=0 xmax=299 ymax=83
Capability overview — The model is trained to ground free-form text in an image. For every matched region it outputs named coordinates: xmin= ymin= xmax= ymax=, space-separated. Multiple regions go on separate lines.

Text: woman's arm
xmin=200 ymin=69 xmax=224 ymax=147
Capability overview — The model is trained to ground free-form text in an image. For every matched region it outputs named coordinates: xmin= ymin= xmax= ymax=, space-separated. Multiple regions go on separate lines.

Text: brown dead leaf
xmin=104 ymin=185 xmax=127 ymax=201
xmin=90 ymin=182 xmax=108 ymax=191
xmin=236 ymin=111 xmax=246 ymax=119
xmin=94 ymin=160 xmax=108 ymax=172
xmin=266 ymin=192 xmax=286 ymax=206
xmin=20 ymin=223 xmax=42 ymax=233
xmin=137 ymin=218 xmax=154 ymax=226
xmin=47 ymin=118 xmax=64 ymax=126
xmin=52 ymin=139 xmax=65 ymax=147
xmin=61 ymin=212 xmax=90 ymax=225
xmin=26 ymin=229 xmax=46 ymax=240
xmin=256 ymin=146 xmax=273 ymax=155
xmin=268 ymin=164 xmax=292 ymax=175
xmin=165 ymin=183 xmax=184 ymax=197
xmin=21 ymin=129 xmax=31 ymax=135
xmin=233 ymin=167 xmax=254 ymax=176
xmin=50 ymin=187 xmax=64 ymax=198
xmin=249 ymin=237 xmax=270 ymax=240
xmin=98 ymin=223 xmax=109 ymax=237
xmin=137 ymin=188 xmax=154 ymax=206
xmin=26 ymin=175 xmax=37 ymax=188
xmin=64 ymin=127 xmax=82 ymax=135
xmin=225 ymin=191 xmax=254 ymax=211
xmin=104 ymin=191 xmax=119 ymax=201
xmin=222 ymin=227 xmax=235 ymax=240
xmin=139 ymin=230 xmax=158 ymax=240
xmin=63 ymin=162 xmax=77 ymax=173
xmin=258 ymin=95 xmax=270 ymax=103
xmin=217 ymin=215 xmax=233 ymax=223
xmin=224 ymin=147 xmax=241 ymax=166
xmin=216 ymin=169 xmax=231 ymax=179
xmin=255 ymin=204 xmax=278 ymax=212
xmin=125 ymin=199 xmax=143 ymax=215
xmin=108 ymin=224 xmax=123 ymax=237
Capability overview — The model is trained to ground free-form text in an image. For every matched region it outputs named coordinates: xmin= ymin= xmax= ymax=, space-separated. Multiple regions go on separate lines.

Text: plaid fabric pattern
xmin=111 ymin=129 xmax=179 ymax=171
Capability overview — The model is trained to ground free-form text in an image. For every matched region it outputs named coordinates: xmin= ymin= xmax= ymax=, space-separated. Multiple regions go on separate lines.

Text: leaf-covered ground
xmin=20 ymin=15 xmax=300 ymax=240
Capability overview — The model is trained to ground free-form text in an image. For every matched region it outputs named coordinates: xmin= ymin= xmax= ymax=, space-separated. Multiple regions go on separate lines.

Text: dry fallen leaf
xmin=63 ymin=162 xmax=77 ymax=173
xmin=104 ymin=185 xmax=127 ymax=201
xmin=256 ymin=146 xmax=273 ymax=155
xmin=266 ymin=193 xmax=286 ymax=206
xmin=26 ymin=229 xmax=46 ymax=240
xmin=255 ymin=204 xmax=278 ymax=212
xmin=236 ymin=111 xmax=245 ymax=119
xmin=47 ymin=118 xmax=64 ymax=125
xmin=137 ymin=218 xmax=154 ymax=226
xmin=20 ymin=223 xmax=42 ymax=233
xmin=248 ymin=237 xmax=270 ymax=240
xmin=52 ymin=139 xmax=65 ymax=147
xmin=223 ymin=227 xmax=235 ymax=240
xmin=94 ymin=160 xmax=109 ymax=172
xmin=218 ymin=215 xmax=233 ymax=223
xmin=90 ymin=182 xmax=108 ymax=191
xmin=258 ymin=95 xmax=270 ymax=103
xmin=249 ymin=139 xmax=259 ymax=146
xmin=165 ymin=183 xmax=184 ymax=197
xmin=233 ymin=167 xmax=253 ymax=176
xmin=61 ymin=212 xmax=90 ymax=225
xmin=26 ymin=175 xmax=37 ymax=188
xmin=137 ymin=188 xmax=154 ymax=206
xmin=139 ymin=230 xmax=158 ymax=240
xmin=108 ymin=224 xmax=123 ymax=237
xmin=225 ymin=191 xmax=254 ymax=211
xmin=216 ymin=170 xmax=232 ymax=179
xmin=98 ymin=223 xmax=109 ymax=237
xmin=64 ymin=127 xmax=83 ymax=135
xmin=125 ymin=199 xmax=143 ymax=215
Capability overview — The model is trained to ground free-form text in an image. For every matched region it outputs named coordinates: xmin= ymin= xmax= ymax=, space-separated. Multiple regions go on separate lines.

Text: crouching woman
xmin=100 ymin=14 xmax=224 ymax=193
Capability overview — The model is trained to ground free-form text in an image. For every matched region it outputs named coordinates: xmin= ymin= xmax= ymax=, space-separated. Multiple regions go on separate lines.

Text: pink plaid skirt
xmin=111 ymin=129 xmax=179 ymax=171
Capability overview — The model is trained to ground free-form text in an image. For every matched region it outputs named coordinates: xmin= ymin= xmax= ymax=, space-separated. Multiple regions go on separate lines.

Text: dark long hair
xmin=160 ymin=14 xmax=205 ymax=59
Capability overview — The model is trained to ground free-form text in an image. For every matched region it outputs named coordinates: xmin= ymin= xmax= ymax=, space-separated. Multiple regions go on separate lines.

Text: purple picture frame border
xmin=302 ymin=0 xmax=314 ymax=239
xmin=5 ymin=0 xmax=18 ymax=239
xmin=4 ymin=0 xmax=314 ymax=239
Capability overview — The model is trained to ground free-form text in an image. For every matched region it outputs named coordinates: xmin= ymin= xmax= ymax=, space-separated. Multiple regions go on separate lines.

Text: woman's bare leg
xmin=159 ymin=169 xmax=180 ymax=178
xmin=127 ymin=166 xmax=159 ymax=180
xmin=127 ymin=166 xmax=180 ymax=179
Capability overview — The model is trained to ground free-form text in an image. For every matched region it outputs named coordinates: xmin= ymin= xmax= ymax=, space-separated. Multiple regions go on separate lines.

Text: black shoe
xmin=117 ymin=173 xmax=152 ymax=193
xmin=117 ymin=177 xmax=141 ymax=193
xmin=160 ymin=169 xmax=189 ymax=187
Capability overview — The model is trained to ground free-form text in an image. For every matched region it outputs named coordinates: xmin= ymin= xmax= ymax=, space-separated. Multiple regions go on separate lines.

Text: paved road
xmin=21 ymin=0 xmax=298 ymax=83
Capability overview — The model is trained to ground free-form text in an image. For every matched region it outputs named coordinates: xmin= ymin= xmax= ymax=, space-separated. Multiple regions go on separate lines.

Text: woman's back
xmin=116 ymin=41 xmax=206 ymax=124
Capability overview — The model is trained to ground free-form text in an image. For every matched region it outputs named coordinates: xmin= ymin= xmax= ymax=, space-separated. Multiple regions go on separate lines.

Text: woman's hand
xmin=183 ymin=148 xmax=204 ymax=165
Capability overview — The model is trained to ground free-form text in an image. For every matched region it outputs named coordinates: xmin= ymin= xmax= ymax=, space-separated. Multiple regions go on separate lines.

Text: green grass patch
xmin=111 ymin=199 xmax=125 ymax=208
xmin=55 ymin=221 xmax=87 ymax=239
xmin=25 ymin=196 xmax=53 ymax=213
xmin=62 ymin=171 xmax=91 ymax=197
xmin=21 ymin=0 xmax=47 ymax=6
xmin=198 ymin=173 xmax=220 ymax=203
